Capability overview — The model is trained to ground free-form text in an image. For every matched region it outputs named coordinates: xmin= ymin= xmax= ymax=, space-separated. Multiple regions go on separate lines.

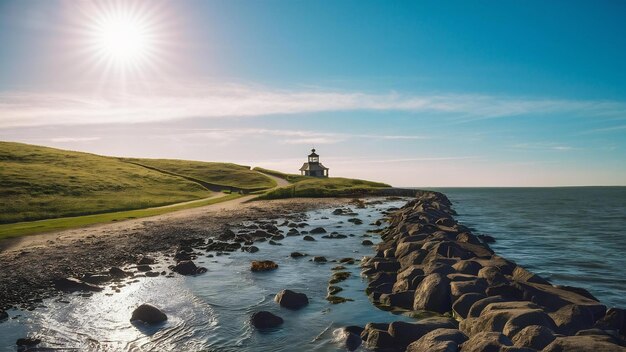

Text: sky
xmin=1 ymin=0 xmax=625 ymax=186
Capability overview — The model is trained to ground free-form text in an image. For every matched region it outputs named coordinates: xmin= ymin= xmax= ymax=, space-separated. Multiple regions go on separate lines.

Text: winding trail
xmin=0 ymin=170 xmax=291 ymax=253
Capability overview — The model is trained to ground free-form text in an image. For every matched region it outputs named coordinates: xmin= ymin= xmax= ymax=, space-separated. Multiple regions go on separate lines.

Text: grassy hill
xmin=0 ymin=142 xmax=273 ymax=224
xmin=253 ymin=167 xmax=392 ymax=199
xmin=124 ymin=158 xmax=276 ymax=191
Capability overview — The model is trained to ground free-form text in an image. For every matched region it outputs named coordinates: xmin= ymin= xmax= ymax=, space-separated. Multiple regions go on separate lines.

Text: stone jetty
xmin=359 ymin=192 xmax=625 ymax=351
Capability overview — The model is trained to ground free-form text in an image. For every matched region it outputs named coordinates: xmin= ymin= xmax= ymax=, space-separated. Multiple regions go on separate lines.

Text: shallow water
xmin=0 ymin=199 xmax=413 ymax=351
xmin=2 ymin=187 xmax=625 ymax=351
xmin=434 ymin=187 xmax=626 ymax=308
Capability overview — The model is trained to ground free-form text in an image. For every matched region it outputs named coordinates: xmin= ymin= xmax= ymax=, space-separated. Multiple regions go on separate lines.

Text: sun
xmin=94 ymin=15 xmax=151 ymax=65
xmin=83 ymin=2 xmax=162 ymax=73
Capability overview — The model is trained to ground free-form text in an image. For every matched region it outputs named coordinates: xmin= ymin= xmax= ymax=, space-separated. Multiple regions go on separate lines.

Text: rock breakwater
xmin=359 ymin=192 xmax=625 ymax=351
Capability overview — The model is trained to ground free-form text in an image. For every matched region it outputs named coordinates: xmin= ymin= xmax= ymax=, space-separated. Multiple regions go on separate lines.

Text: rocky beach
xmin=357 ymin=191 xmax=626 ymax=351
xmin=0 ymin=191 xmax=625 ymax=351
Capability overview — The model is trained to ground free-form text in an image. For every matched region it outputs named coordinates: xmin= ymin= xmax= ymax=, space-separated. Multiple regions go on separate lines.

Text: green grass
xmin=0 ymin=142 xmax=215 ymax=224
xmin=254 ymin=173 xmax=392 ymax=200
xmin=0 ymin=142 xmax=276 ymax=225
xmin=252 ymin=167 xmax=310 ymax=183
xmin=0 ymin=193 xmax=241 ymax=239
xmin=124 ymin=158 xmax=276 ymax=190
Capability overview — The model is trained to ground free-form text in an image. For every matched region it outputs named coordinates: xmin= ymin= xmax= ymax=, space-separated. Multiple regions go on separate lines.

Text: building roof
xmin=308 ymin=148 xmax=319 ymax=157
xmin=299 ymin=162 xmax=328 ymax=171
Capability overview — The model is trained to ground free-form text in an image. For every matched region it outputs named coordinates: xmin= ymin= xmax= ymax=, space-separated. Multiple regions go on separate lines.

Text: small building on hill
xmin=299 ymin=149 xmax=329 ymax=177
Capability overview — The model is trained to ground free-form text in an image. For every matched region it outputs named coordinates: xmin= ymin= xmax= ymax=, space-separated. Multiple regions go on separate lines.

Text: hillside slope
xmin=123 ymin=158 xmax=275 ymax=191
xmin=0 ymin=142 xmax=273 ymax=223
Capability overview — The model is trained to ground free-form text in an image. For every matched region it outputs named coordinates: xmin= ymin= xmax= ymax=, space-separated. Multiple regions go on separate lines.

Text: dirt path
xmin=0 ymin=171 xmax=290 ymax=254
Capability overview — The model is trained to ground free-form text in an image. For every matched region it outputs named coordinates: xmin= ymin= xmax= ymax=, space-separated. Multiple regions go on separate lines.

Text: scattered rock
xmin=251 ymin=260 xmax=278 ymax=272
xmin=328 ymin=286 xmax=343 ymax=295
xmin=303 ymin=235 xmax=316 ymax=241
xmin=136 ymin=264 xmax=152 ymax=272
xmin=290 ymin=252 xmax=306 ymax=258
xmin=109 ymin=267 xmax=131 ymax=278
xmin=137 ymin=256 xmax=156 ymax=265
xmin=345 ymin=331 xmax=362 ymax=351
xmin=347 ymin=218 xmax=363 ymax=225
xmin=313 ymin=256 xmax=327 ymax=263
xmin=310 ymin=227 xmax=327 ymax=234
xmin=172 ymin=260 xmax=207 ymax=276
xmin=16 ymin=338 xmax=41 ymax=347
xmin=53 ymin=278 xmax=103 ymax=293
xmin=246 ymin=246 xmax=259 ymax=253
xmin=275 ymin=289 xmax=309 ymax=310
xmin=362 ymin=240 xmax=374 ymax=246
xmin=329 ymin=272 xmax=351 ymax=284
xmin=250 ymin=311 xmax=283 ymax=329
xmin=326 ymin=295 xmax=353 ymax=304
xmin=130 ymin=304 xmax=167 ymax=324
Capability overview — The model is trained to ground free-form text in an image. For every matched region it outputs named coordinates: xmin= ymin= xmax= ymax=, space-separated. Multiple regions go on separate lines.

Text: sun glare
xmin=83 ymin=2 xmax=163 ymax=74
xmin=95 ymin=16 xmax=150 ymax=64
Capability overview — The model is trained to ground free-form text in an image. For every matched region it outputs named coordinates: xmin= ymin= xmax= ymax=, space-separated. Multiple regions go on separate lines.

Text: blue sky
xmin=0 ymin=0 xmax=625 ymax=186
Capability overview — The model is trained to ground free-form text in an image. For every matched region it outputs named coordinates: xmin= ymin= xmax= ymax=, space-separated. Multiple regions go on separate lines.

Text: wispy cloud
xmin=1 ymin=82 xmax=626 ymax=128
xmin=49 ymin=136 xmax=101 ymax=142
xmin=147 ymin=128 xmax=430 ymax=145
xmin=579 ymin=124 xmax=626 ymax=135
xmin=512 ymin=142 xmax=578 ymax=151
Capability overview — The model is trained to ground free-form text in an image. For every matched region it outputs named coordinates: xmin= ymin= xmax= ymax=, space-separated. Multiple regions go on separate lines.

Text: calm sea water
xmin=432 ymin=187 xmax=626 ymax=308
xmin=1 ymin=187 xmax=624 ymax=351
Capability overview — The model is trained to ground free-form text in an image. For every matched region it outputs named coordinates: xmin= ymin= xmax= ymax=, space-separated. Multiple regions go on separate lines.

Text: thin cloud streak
xmin=146 ymin=128 xmax=430 ymax=144
xmin=2 ymin=82 xmax=626 ymax=127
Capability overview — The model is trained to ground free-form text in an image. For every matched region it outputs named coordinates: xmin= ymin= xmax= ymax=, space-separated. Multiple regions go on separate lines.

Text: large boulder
xmin=413 ymin=273 xmax=452 ymax=314
xmin=512 ymin=266 xmax=550 ymax=285
xmin=275 ymin=289 xmax=309 ymax=310
xmin=549 ymin=304 xmax=597 ymax=335
xmin=310 ymin=227 xmax=327 ymax=234
xmin=467 ymin=295 xmax=506 ymax=318
xmin=542 ymin=335 xmax=626 ymax=352
xmin=460 ymin=332 xmax=514 ymax=352
xmin=365 ymin=329 xmax=396 ymax=350
xmin=130 ymin=304 xmax=167 ymax=324
xmin=511 ymin=325 xmax=556 ymax=350
xmin=250 ymin=311 xmax=283 ymax=329
xmin=388 ymin=317 xmax=457 ymax=347
xmin=172 ymin=260 xmax=207 ymax=275
xmin=379 ymin=291 xmax=415 ymax=310
xmin=450 ymin=279 xmax=487 ymax=300
xmin=595 ymin=308 xmax=625 ymax=336
xmin=453 ymin=260 xmax=483 ymax=275
xmin=513 ymin=281 xmax=606 ymax=319
xmin=460 ymin=301 xmax=557 ymax=338
xmin=453 ymin=293 xmax=487 ymax=319
xmin=406 ymin=328 xmax=468 ymax=352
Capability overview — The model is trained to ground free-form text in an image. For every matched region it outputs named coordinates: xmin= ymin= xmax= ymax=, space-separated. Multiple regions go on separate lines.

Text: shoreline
xmin=358 ymin=191 xmax=626 ymax=351
xmin=1 ymin=191 xmax=624 ymax=351
xmin=0 ymin=197 xmax=351 ymax=311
